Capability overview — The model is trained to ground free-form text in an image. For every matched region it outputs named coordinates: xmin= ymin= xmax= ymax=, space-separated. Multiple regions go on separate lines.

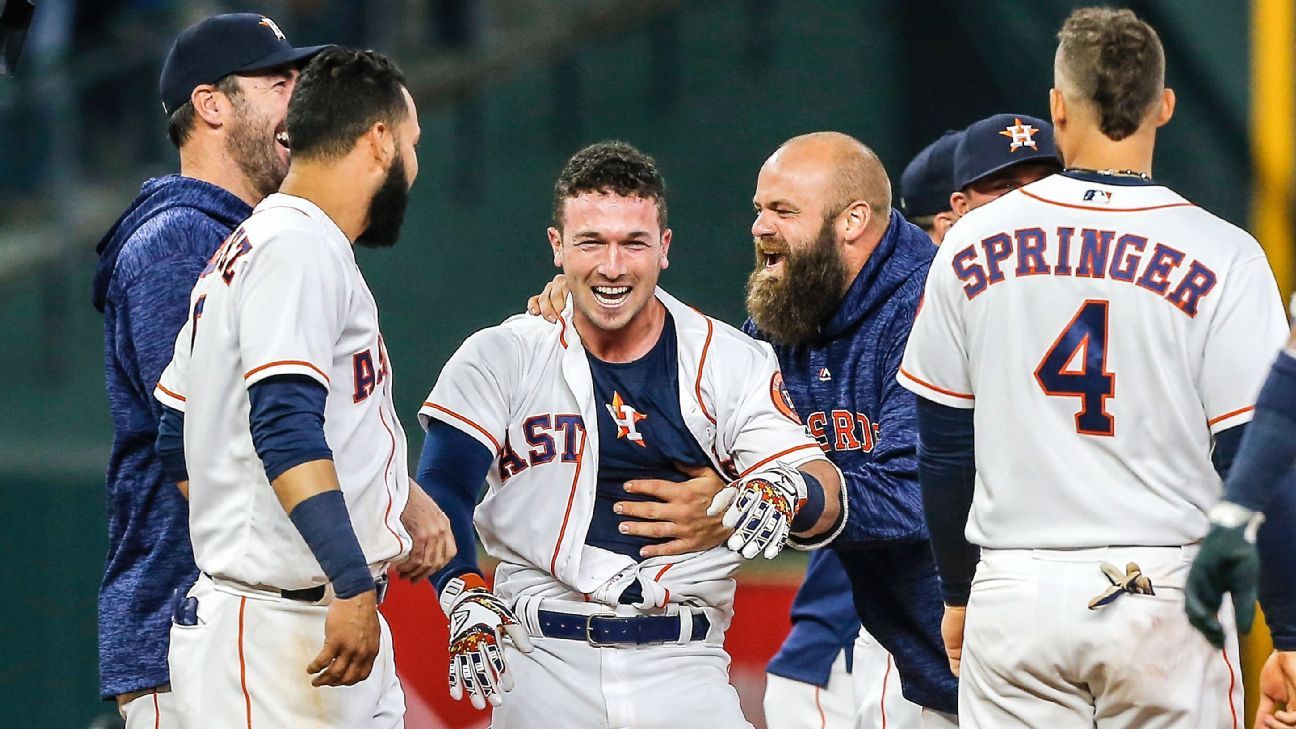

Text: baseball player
xmin=152 ymin=48 xmax=449 ymax=727
xmin=949 ymin=113 xmax=1061 ymax=217
xmin=416 ymin=141 xmax=846 ymax=728
xmin=901 ymin=7 xmax=1287 ymax=727
xmin=91 ymin=14 xmax=326 ymax=727
xmin=899 ymin=130 xmax=962 ymax=245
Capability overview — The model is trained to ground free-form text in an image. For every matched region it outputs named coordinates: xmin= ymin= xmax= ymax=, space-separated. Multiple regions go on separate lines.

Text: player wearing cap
xmin=153 ymin=48 xmax=448 ymax=727
xmin=949 ymin=113 xmax=1062 ymax=216
xmin=417 ymin=141 xmax=845 ymax=727
xmin=899 ymin=131 xmax=962 ymax=245
xmin=902 ymin=7 xmax=1287 ymax=727
xmin=90 ymin=14 xmax=327 ymax=727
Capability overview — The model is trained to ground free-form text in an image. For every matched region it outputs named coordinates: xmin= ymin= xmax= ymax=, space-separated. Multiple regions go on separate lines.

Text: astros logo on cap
xmin=999 ymin=118 xmax=1039 ymax=152
xmin=259 ymin=16 xmax=286 ymax=41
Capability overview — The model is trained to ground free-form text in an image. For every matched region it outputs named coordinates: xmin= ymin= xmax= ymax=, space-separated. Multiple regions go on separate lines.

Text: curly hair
xmin=288 ymin=47 xmax=408 ymax=161
xmin=552 ymin=141 xmax=667 ymax=230
xmin=1056 ymin=7 xmax=1165 ymax=142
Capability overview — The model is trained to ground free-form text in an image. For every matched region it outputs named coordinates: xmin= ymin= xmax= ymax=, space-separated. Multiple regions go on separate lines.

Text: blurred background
xmin=0 ymin=0 xmax=1288 ymax=726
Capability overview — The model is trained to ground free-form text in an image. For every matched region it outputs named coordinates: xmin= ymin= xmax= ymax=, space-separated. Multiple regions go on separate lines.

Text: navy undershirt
xmin=586 ymin=310 xmax=711 ymax=560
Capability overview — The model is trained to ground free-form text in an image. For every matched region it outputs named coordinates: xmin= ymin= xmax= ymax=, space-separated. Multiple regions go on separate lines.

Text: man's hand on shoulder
xmin=525 ymin=274 xmax=568 ymax=323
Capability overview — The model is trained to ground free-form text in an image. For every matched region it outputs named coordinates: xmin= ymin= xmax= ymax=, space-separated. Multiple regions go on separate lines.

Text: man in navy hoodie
xmin=746 ymin=132 xmax=956 ymax=725
xmin=90 ymin=15 xmax=331 ymax=727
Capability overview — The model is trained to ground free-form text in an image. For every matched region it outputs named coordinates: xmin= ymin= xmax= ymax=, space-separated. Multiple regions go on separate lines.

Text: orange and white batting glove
xmin=440 ymin=573 xmax=534 ymax=710
xmin=706 ymin=463 xmax=806 ymax=560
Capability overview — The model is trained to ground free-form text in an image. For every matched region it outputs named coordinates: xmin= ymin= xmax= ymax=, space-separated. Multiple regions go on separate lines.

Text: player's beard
xmin=745 ymin=218 xmax=848 ymax=346
xmin=225 ymin=97 xmax=288 ymax=203
xmin=357 ymin=154 xmax=409 ymax=249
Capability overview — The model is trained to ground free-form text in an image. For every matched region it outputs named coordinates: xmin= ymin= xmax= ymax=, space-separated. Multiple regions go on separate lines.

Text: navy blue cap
xmin=899 ymin=130 xmax=962 ymax=218
xmin=953 ymin=114 xmax=1061 ymax=190
xmin=160 ymin=14 xmax=329 ymax=115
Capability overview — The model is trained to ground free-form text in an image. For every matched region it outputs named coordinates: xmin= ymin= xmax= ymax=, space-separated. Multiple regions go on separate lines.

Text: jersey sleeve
xmin=236 ymin=233 xmax=345 ymax=389
xmin=1199 ymin=255 xmax=1288 ymax=433
xmin=898 ymin=249 xmax=975 ymax=408
xmin=723 ymin=342 xmax=824 ymax=476
xmin=154 ymin=320 xmax=191 ymax=413
xmin=417 ymin=329 xmax=515 ymax=456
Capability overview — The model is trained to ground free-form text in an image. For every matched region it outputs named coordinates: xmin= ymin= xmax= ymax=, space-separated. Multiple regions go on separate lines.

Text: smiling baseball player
xmin=415 ymin=141 xmax=846 ymax=728
xmin=152 ymin=48 xmax=448 ymax=727
xmin=901 ymin=8 xmax=1287 ymax=727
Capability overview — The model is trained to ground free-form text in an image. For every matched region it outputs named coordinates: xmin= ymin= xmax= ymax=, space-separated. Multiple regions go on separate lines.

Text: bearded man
xmin=746 ymin=132 xmax=957 ymax=727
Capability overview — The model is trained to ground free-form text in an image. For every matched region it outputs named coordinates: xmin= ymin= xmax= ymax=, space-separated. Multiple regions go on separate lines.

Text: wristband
xmin=288 ymin=490 xmax=374 ymax=599
xmin=790 ymin=469 xmax=826 ymax=533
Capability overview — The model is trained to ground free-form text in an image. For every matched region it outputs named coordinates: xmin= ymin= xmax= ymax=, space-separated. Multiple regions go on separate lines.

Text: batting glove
xmin=1185 ymin=501 xmax=1265 ymax=648
xmin=440 ymin=574 xmax=534 ymax=710
xmin=706 ymin=463 xmax=805 ymax=559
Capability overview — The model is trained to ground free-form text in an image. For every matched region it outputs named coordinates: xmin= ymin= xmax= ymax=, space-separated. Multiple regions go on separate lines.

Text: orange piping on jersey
xmin=237 ymin=596 xmax=253 ymax=729
xmin=880 ymin=654 xmax=892 ymax=728
xmin=377 ymin=407 xmax=406 ymax=554
xmin=243 ymin=360 xmax=330 ymax=383
xmin=1018 ymin=187 xmax=1196 ymax=213
xmin=152 ymin=690 xmax=160 ymax=729
xmin=654 ymin=563 xmax=674 ymax=581
xmin=1222 ymin=647 xmax=1239 ymax=728
xmin=557 ymin=316 xmax=569 ymax=349
xmin=422 ymin=402 xmax=502 ymax=453
xmin=898 ymin=367 xmax=975 ymax=401
xmin=813 ymin=686 xmax=826 ymax=729
xmin=1208 ymin=406 xmax=1255 ymax=427
xmin=691 ymin=313 xmax=717 ymax=425
xmin=738 ymin=443 xmax=822 ymax=478
xmin=156 ymin=383 xmax=187 ymax=403
xmin=549 ymin=430 xmax=587 ymax=575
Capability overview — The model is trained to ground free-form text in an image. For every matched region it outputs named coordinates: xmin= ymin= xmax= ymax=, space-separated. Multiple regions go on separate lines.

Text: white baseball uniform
xmin=419 ymin=288 xmax=836 ymax=729
xmin=155 ymin=192 xmax=411 ymax=728
xmin=899 ymin=172 xmax=1287 ymax=728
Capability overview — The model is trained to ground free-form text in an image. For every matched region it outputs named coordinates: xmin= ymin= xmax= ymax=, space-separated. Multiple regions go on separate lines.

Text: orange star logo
xmin=606 ymin=391 xmax=647 ymax=447
xmin=999 ymin=117 xmax=1039 ymax=152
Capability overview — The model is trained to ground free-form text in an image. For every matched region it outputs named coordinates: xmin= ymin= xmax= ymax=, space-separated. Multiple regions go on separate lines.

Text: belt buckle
xmin=585 ymin=612 xmax=619 ymax=647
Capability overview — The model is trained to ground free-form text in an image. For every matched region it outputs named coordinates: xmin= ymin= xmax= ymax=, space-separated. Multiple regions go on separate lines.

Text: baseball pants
xmin=168 ymin=573 xmax=405 ymax=729
xmin=492 ymin=599 xmax=751 ymax=729
xmin=959 ymin=546 xmax=1243 ymax=729
xmin=836 ymin=540 xmax=959 ymax=714
xmin=763 ymin=630 xmax=923 ymax=729
xmin=120 ymin=688 xmax=179 ymax=729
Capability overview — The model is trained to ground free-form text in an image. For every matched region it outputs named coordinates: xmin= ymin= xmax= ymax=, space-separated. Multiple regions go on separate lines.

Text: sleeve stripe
xmin=1208 ymin=405 xmax=1255 ymax=426
xmin=156 ymin=383 xmax=187 ymax=402
xmin=739 ymin=443 xmax=823 ymax=479
xmin=243 ymin=360 xmax=330 ymax=383
xmin=898 ymin=367 xmax=975 ymax=400
xmin=422 ymin=402 xmax=502 ymax=453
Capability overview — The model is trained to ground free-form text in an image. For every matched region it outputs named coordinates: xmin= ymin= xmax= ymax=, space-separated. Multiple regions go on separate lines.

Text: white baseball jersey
xmin=418 ymin=288 xmax=824 ymax=617
xmin=899 ymin=173 xmax=1287 ymax=549
xmin=155 ymin=193 xmax=410 ymax=590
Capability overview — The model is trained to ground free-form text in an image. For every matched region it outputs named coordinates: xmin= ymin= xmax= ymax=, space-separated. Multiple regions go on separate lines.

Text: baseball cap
xmin=159 ymin=13 xmax=330 ymax=115
xmin=953 ymin=113 xmax=1061 ymax=190
xmin=899 ymin=130 xmax=962 ymax=218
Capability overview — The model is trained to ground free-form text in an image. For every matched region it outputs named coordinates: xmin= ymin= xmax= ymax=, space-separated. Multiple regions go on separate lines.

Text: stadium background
xmin=0 ymin=1 xmax=1288 ymax=726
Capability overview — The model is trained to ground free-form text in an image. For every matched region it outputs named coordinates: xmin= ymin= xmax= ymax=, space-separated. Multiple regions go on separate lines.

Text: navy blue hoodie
xmin=93 ymin=175 xmax=250 ymax=698
xmin=747 ymin=209 xmax=937 ymax=544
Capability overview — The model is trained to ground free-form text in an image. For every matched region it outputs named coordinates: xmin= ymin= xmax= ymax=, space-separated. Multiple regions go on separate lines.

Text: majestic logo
xmin=606 ymin=391 xmax=647 ymax=446
xmin=770 ymin=372 xmax=801 ymax=424
xmin=1083 ymin=189 xmax=1113 ymax=204
xmin=999 ymin=117 xmax=1039 ymax=152
xmin=817 ymin=367 xmax=832 ymax=382
xmin=259 ymin=16 xmax=286 ymax=41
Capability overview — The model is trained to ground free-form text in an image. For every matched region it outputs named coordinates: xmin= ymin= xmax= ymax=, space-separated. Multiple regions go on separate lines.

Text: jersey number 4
xmin=1034 ymin=299 xmax=1115 ymax=436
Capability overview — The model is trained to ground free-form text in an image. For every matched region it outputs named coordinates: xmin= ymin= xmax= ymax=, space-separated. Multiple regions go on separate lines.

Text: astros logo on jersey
xmin=607 ymin=391 xmax=647 ymax=446
xmin=770 ymin=372 xmax=802 ymax=424
xmin=999 ymin=117 xmax=1039 ymax=152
